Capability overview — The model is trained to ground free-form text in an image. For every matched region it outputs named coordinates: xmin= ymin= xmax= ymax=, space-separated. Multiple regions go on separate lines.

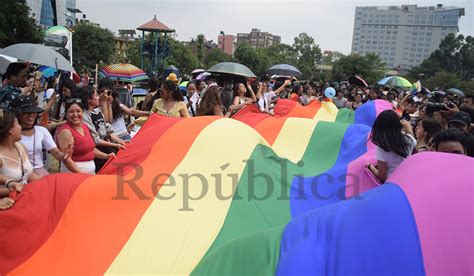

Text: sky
xmin=77 ymin=0 xmax=473 ymax=54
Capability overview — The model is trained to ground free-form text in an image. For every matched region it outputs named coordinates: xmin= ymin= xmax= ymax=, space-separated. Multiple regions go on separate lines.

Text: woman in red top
xmin=56 ymin=99 xmax=113 ymax=174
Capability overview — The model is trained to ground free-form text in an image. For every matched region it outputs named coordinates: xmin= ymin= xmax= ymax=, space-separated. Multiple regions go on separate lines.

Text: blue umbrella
xmin=38 ymin=66 xmax=58 ymax=78
xmin=266 ymin=64 xmax=303 ymax=79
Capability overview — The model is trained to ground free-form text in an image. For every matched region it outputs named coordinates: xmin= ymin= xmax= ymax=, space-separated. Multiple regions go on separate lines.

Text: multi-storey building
xmin=351 ymin=4 xmax=464 ymax=72
xmin=236 ymin=28 xmax=281 ymax=48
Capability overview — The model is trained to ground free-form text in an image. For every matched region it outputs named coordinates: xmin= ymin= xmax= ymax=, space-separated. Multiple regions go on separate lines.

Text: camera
xmin=426 ymin=101 xmax=455 ymax=113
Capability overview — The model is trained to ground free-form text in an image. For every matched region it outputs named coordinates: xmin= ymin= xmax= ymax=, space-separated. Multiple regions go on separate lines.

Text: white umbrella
xmin=0 ymin=43 xmax=74 ymax=72
xmin=0 ymin=54 xmax=18 ymax=75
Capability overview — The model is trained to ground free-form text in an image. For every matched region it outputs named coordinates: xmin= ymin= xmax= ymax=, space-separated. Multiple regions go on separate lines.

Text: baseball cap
xmin=448 ymin=111 xmax=471 ymax=127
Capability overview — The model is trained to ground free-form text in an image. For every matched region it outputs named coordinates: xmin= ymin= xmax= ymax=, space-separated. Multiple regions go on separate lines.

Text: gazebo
xmin=137 ymin=15 xmax=175 ymax=77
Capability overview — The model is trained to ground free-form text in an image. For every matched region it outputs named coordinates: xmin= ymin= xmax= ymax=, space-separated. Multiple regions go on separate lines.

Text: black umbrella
xmin=266 ymin=64 xmax=303 ymax=79
xmin=348 ymin=76 xmax=368 ymax=87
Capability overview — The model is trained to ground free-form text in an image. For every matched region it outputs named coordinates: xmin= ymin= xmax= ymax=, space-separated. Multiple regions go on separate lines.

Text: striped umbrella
xmin=100 ymin=63 xmax=148 ymax=82
xmin=377 ymin=76 xmax=413 ymax=89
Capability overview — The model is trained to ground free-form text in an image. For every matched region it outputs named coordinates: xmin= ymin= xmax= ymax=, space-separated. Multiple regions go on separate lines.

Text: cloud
xmin=77 ymin=0 xmax=473 ymax=54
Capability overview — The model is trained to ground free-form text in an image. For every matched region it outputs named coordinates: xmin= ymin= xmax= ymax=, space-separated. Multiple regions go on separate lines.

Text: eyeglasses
xmin=65 ymin=98 xmax=82 ymax=104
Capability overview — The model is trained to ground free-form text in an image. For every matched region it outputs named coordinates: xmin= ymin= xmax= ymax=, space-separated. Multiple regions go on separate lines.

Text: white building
xmin=351 ymin=4 xmax=464 ymax=72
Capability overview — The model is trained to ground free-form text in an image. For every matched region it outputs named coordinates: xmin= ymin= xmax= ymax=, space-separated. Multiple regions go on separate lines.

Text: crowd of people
xmin=0 ymin=61 xmax=473 ymax=209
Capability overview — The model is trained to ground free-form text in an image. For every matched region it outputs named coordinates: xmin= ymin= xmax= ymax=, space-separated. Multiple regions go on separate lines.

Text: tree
xmin=196 ymin=34 xmax=205 ymax=67
xmin=332 ymin=53 xmax=387 ymax=84
xmin=126 ymin=39 xmax=147 ymax=69
xmin=234 ymin=43 xmax=268 ymax=76
xmin=204 ymin=48 xmax=233 ymax=68
xmin=262 ymin=44 xmax=298 ymax=66
xmin=72 ymin=23 xmax=116 ymax=71
xmin=409 ymin=33 xmax=474 ymax=81
xmin=425 ymin=71 xmax=461 ymax=90
xmin=0 ymin=0 xmax=44 ymax=48
xmin=167 ymin=38 xmax=199 ymax=74
xmin=292 ymin=33 xmax=322 ymax=80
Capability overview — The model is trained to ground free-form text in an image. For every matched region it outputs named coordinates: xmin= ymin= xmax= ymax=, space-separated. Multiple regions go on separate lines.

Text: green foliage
xmin=167 ymin=38 xmax=199 ymax=74
xmin=196 ymin=34 xmax=205 ymax=66
xmin=234 ymin=43 xmax=267 ymax=76
xmin=425 ymin=71 xmax=461 ymax=90
xmin=292 ymin=33 xmax=322 ymax=80
xmin=261 ymin=44 xmax=298 ymax=66
xmin=409 ymin=33 xmax=474 ymax=81
xmin=332 ymin=53 xmax=387 ymax=84
xmin=0 ymin=0 xmax=44 ymax=48
xmin=72 ymin=23 xmax=116 ymax=70
xmin=126 ymin=39 xmax=147 ymax=69
xmin=204 ymin=48 xmax=233 ymax=68
xmin=459 ymin=80 xmax=474 ymax=96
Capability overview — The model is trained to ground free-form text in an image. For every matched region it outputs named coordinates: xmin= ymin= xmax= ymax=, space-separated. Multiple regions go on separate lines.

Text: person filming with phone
xmin=367 ymin=109 xmax=417 ymax=183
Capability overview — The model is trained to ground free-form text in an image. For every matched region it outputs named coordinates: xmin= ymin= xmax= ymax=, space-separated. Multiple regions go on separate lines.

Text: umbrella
xmin=0 ymin=54 xmax=17 ymax=75
xmin=191 ymin=69 xmax=205 ymax=74
xmin=37 ymin=66 xmax=81 ymax=83
xmin=447 ymin=88 xmax=465 ymax=97
xmin=208 ymin=62 xmax=256 ymax=78
xmin=38 ymin=66 xmax=58 ymax=78
xmin=377 ymin=76 xmax=413 ymax=89
xmin=348 ymin=75 xmax=368 ymax=87
xmin=0 ymin=43 xmax=74 ymax=72
xmin=266 ymin=64 xmax=302 ymax=79
xmin=196 ymin=72 xmax=211 ymax=80
xmin=100 ymin=63 xmax=148 ymax=82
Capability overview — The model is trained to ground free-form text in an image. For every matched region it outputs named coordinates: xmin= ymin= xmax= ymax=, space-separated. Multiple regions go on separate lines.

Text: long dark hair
xmin=421 ymin=117 xmax=442 ymax=142
xmin=54 ymin=77 xmax=77 ymax=119
xmin=163 ymin=80 xmax=183 ymax=101
xmin=370 ymin=110 xmax=412 ymax=158
xmin=233 ymin=82 xmax=244 ymax=99
xmin=148 ymin=77 xmax=159 ymax=92
xmin=111 ymin=91 xmax=124 ymax=122
xmin=197 ymin=86 xmax=221 ymax=116
xmin=78 ymin=86 xmax=93 ymax=110
xmin=0 ymin=110 xmax=17 ymax=142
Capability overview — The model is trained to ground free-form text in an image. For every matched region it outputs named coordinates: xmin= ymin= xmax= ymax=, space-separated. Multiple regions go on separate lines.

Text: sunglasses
xmin=65 ymin=98 xmax=82 ymax=104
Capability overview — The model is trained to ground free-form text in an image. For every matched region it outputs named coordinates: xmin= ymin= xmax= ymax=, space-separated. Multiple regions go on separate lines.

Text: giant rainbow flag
xmin=0 ymin=100 xmax=472 ymax=275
